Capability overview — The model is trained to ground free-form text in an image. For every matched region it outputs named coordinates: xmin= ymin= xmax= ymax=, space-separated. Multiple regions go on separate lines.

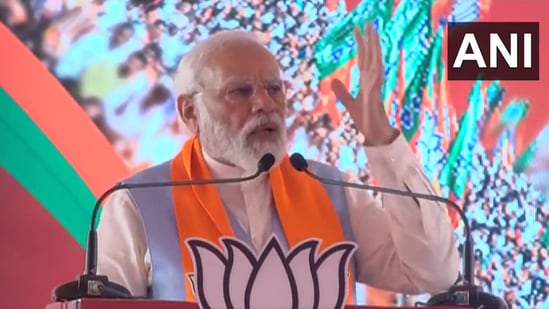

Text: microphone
xmin=52 ymin=153 xmax=276 ymax=301
xmin=289 ymin=153 xmax=507 ymax=309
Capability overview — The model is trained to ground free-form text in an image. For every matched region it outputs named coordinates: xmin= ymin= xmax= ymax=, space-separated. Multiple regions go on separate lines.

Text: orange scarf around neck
xmin=170 ymin=136 xmax=354 ymax=303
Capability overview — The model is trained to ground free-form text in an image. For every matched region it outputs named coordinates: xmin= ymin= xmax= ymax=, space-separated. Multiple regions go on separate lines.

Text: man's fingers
xmin=362 ymin=23 xmax=374 ymax=70
xmin=371 ymin=24 xmax=383 ymax=74
xmin=354 ymin=27 xmax=366 ymax=68
xmin=331 ymin=78 xmax=355 ymax=108
xmin=366 ymin=23 xmax=373 ymax=69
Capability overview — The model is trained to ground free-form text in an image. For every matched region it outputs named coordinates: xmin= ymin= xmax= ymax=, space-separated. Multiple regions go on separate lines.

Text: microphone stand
xmin=52 ymin=154 xmax=275 ymax=301
xmin=289 ymin=153 xmax=508 ymax=309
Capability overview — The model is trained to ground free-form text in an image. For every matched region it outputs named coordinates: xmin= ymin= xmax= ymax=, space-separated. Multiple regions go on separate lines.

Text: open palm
xmin=331 ymin=22 xmax=397 ymax=146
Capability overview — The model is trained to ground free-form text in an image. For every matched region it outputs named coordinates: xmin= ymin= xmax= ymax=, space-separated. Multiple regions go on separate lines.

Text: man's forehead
xmin=201 ymin=46 xmax=282 ymax=85
xmin=219 ymin=74 xmax=283 ymax=85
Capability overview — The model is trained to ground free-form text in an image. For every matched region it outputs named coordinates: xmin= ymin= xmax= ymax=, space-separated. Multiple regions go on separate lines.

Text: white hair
xmin=173 ymin=30 xmax=266 ymax=96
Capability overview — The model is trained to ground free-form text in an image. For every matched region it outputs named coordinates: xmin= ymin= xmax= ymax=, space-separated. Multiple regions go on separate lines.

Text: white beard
xmin=196 ymin=104 xmax=287 ymax=173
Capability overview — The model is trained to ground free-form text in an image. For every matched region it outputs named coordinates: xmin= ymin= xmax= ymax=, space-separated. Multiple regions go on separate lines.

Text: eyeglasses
xmin=190 ymin=79 xmax=291 ymax=104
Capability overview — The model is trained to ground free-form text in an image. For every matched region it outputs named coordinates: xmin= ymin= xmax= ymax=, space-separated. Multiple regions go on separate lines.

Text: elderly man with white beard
xmin=96 ymin=23 xmax=460 ymax=308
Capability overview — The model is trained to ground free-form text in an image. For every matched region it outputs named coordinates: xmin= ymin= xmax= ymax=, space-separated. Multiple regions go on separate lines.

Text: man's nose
xmin=251 ymin=87 xmax=280 ymax=113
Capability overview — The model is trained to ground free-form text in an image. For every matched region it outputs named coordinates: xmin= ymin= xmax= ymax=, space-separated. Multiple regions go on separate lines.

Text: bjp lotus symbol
xmin=186 ymin=236 xmax=357 ymax=309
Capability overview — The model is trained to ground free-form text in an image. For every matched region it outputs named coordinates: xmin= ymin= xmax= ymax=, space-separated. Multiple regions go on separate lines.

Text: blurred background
xmin=0 ymin=0 xmax=547 ymax=308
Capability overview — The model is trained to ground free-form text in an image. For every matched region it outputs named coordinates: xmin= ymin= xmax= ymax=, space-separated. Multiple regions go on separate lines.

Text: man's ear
xmin=176 ymin=95 xmax=198 ymax=134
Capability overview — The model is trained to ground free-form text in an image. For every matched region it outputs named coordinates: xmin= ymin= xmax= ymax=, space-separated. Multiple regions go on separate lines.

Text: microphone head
xmin=289 ymin=153 xmax=308 ymax=171
xmin=257 ymin=153 xmax=276 ymax=172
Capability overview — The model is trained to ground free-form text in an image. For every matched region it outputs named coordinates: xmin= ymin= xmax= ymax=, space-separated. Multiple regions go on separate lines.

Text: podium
xmin=45 ymin=299 xmax=469 ymax=309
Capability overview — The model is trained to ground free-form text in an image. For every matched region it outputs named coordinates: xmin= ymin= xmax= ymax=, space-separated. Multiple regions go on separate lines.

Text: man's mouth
xmin=251 ymin=123 xmax=278 ymax=135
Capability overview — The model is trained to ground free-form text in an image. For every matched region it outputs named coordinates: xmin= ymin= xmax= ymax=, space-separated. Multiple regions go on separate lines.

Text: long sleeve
xmin=96 ymin=189 xmax=151 ymax=298
xmin=95 ymin=132 xmax=460 ymax=298
xmin=346 ymin=133 xmax=460 ymax=294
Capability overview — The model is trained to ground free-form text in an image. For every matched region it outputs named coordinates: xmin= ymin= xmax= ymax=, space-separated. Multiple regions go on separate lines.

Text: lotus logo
xmin=186 ymin=236 xmax=357 ymax=309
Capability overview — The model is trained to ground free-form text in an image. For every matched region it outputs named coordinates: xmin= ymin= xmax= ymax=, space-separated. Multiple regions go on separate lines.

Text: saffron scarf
xmin=170 ymin=136 xmax=354 ymax=303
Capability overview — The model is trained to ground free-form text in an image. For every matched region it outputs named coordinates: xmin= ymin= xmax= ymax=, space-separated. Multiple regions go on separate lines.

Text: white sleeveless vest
xmin=126 ymin=159 xmax=358 ymax=302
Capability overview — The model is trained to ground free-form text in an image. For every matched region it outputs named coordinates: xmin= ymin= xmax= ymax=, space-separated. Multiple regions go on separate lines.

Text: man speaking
xmin=96 ymin=24 xmax=460 ymax=307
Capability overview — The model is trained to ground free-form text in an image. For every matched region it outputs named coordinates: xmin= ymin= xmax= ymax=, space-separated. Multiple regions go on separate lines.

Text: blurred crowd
xmin=1 ymin=0 xmax=348 ymax=171
xmin=1 ymin=0 xmax=547 ymax=308
xmin=464 ymin=150 xmax=548 ymax=308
